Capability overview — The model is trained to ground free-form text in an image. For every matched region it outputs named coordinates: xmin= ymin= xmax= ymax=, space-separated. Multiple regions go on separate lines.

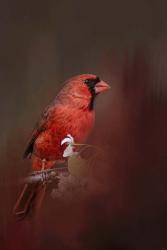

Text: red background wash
xmin=0 ymin=1 xmax=167 ymax=249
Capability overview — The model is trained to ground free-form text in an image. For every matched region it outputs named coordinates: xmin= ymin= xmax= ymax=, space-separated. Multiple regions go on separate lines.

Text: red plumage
xmin=13 ymin=74 xmax=110 ymax=219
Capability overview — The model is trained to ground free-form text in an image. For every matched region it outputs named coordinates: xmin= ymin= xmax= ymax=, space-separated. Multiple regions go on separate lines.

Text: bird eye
xmin=84 ymin=77 xmax=100 ymax=85
xmin=84 ymin=79 xmax=90 ymax=84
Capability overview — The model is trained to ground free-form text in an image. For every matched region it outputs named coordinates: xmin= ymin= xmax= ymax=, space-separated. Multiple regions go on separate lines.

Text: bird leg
xmin=41 ymin=158 xmax=46 ymax=170
xmin=41 ymin=159 xmax=48 ymax=184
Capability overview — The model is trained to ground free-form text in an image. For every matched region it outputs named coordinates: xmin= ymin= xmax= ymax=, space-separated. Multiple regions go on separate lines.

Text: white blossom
xmin=61 ymin=134 xmax=76 ymax=157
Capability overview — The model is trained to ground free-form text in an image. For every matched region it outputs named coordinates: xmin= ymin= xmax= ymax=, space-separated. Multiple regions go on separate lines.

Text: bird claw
xmin=40 ymin=170 xmax=49 ymax=184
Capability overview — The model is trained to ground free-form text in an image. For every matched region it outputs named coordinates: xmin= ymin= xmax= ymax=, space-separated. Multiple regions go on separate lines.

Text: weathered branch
xmin=24 ymin=167 xmax=69 ymax=184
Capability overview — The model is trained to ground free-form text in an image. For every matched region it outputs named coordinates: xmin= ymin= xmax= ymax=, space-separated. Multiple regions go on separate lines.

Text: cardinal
xmin=13 ymin=74 xmax=110 ymax=219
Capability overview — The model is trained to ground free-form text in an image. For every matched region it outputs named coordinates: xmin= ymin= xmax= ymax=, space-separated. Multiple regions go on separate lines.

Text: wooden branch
xmin=24 ymin=167 xmax=69 ymax=184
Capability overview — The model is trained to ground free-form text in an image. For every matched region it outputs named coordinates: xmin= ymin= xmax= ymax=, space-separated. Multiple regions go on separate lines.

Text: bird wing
xmin=23 ymin=105 xmax=53 ymax=159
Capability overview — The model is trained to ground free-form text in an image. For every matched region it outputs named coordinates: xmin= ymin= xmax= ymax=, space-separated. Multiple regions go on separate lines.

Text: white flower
xmin=61 ymin=134 xmax=74 ymax=145
xmin=61 ymin=134 xmax=76 ymax=157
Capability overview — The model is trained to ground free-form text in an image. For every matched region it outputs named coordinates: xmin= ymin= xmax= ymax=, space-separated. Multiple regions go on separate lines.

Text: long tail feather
xmin=13 ymin=182 xmax=46 ymax=220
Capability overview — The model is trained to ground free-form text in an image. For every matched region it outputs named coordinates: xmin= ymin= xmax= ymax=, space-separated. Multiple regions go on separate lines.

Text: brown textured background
xmin=0 ymin=0 xmax=167 ymax=249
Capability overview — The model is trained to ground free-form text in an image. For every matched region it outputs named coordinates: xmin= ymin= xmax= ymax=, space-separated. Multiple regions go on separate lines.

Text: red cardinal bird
xmin=13 ymin=74 xmax=110 ymax=219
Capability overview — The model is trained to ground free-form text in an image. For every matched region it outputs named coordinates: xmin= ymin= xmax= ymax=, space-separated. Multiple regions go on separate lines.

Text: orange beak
xmin=95 ymin=80 xmax=111 ymax=94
